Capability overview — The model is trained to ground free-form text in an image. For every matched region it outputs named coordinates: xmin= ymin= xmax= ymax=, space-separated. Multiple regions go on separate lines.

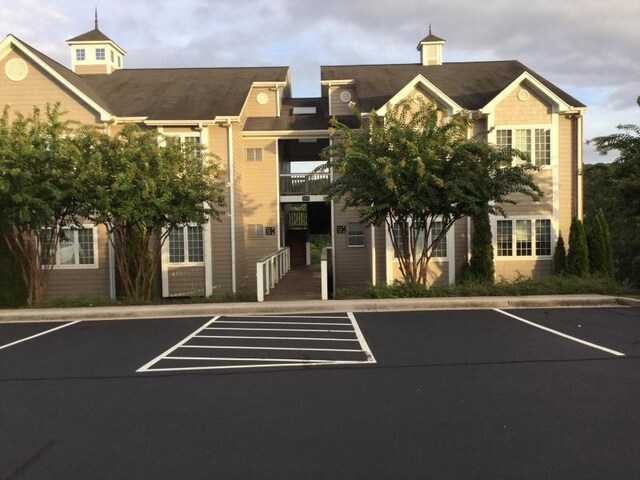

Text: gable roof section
xmin=321 ymin=61 xmax=585 ymax=112
xmin=82 ymin=66 xmax=289 ymax=121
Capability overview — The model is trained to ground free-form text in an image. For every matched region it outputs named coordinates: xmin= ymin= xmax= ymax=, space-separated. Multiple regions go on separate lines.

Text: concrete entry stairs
xmin=265 ymin=265 xmax=321 ymax=301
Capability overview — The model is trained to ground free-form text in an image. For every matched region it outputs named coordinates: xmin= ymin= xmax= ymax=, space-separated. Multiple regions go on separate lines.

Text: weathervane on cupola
xmin=95 ymin=7 xmax=99 ymax=30
xmin=417 ymin=23 xmax=445 ymax=66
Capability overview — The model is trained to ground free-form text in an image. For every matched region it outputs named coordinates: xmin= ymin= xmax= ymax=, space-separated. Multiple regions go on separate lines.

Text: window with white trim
xmin=76 ymin=49 xmax=86 ymax=61
xmin=496 ymin=218 xmax=552 ymax=257
xmin=96 ymin=48 xmax=105 ymax=61
xmin=495 ymin=127 xmax=551 ymax=166
xmin=348 ymin=222 xmax=364 ymax=247
xmin=117 ymin=56 xmax=122 ymax=68
xmin=393 ymin=220 xmax=447 ymax=259
xmin=111 ymin=50 xmax=115 ymax=63
xmin=246 ymin=148 xmax=263 ymax=162
xmin=45 ymin=226 xmax=98 ymax=268
xmin=168 ymin=225 xmax=204 ymax=263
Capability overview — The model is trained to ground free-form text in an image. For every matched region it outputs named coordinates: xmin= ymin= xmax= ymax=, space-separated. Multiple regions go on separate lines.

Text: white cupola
xmin=417 ymin=25 xmax=445 ymax=66
xmin=66 ymin=10 xmax=126 ymax=75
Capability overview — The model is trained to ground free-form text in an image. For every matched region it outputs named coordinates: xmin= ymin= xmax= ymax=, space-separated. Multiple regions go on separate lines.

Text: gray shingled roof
xmin=67 ymin=28 xmax=114 ymax=43
xmin=82 ymin=67 xmax=289 ymax=120
xmin=321 ymin=61 xmax=585 ymax=112
xmin=418 ymin=33 xmax=446 ymax=45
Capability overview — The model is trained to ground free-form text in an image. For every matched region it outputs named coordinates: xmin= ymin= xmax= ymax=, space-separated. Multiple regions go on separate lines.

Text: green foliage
xmin=598 ymin=209 xmax=614 ymax=278
xmin=632 ymin=256 xmax=640 ymax=288
xmin=78 ymin=123 xmax=226 ymax=302
xmin=0 ymin=104 xmax=90 ymax=305
xmin=0 ymin=221 xmax=27 ymax=307
xmin=586 ymin=209 xmax=612 ymax=277
xmin=553 ymin=234 xmax=567 ymax=275
xmin=567 ymin=217 xmax=589 ymax=277
xmin=359 ymin=275 xmax=632 ymax=299
xmin=467 ymin=207 xmax=494 ymax=284
xmin=322 ymin=99 xmax=540 ymax=286
xmin=587 ymin=122 xmax=640 ymax=281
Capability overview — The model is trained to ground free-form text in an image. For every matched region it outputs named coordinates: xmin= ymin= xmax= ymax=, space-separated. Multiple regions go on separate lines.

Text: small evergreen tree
xmin=467 ymin=207 xmax=494 ymax=284
xmin=567 ymin=217 xmax=589 ymax=277
xmin=553 ymin=234 xmax=567 ymax=275
xmin=596 ymin=209 xmax=614 ymax=278
xmin=586 ymin=212 xmax=607 ymax=276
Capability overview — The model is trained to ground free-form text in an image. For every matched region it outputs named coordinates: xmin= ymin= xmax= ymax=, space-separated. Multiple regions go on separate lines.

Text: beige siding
xmin=558 ymin=115 xmax=577 ymax=237
xmin=232 ymin=122 xmax=249 ymax=291
xmin=495 ymin=259 xmax=553 ymax=281
xmin=329 ymin=86 xmax=356 ymax=116
xmin=241 ymin=138 xmax=279 ymax=290
xmin=206 ymin=125 xmax=233 ymax=293
xmin=499 ymin=169 xmax=553 ymax=217
xmin=243 ymin=87 xmax=278 ymax=118
xmin=0 ymin=48 xmax=100 ymax=124
xmin=44 ymin=224 xmax=111 ymax=299
xmin=333 ymin=202 xmax=370 ymax=289
xmin=495 ymin=83 xmax=552 ymax=125
xmin=74 ymin=64 xmax=109 ymax=75
xmin=391 ymin=260 xmax=449 ymax=287
xmin=167 ymin=266 xmax=205 ymax=297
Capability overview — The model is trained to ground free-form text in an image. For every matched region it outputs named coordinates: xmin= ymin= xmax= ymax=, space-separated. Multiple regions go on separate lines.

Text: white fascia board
xmin=66 ymin=39 xmax=126 ymax=56
xmin=144 ymin=119 xmax=220 ymax=126
xmin=376 ymin=74 xmax=463 ymax=116
xmin=320 ymin=79 xmax=355 ymax=86
xmin=480 ymin=71 xmax=572 ymax=113
xmin=4 ymin=35 xmax=114 ymax=122
xmin=243 ymin=129 xmax=330 ymax=139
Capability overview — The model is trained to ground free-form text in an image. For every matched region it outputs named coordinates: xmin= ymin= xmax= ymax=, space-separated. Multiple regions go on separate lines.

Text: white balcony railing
xmin=256 ymin=247 xmax=290 ymax=302
xmin=280 ymin=172 xmax=330 ymax=195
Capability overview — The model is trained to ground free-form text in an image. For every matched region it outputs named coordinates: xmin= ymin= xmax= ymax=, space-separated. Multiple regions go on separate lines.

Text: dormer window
xmin=96 ymin=48 xmax=105 ymax=61
xmin=76 ymin=48 xmax=85 ymax=61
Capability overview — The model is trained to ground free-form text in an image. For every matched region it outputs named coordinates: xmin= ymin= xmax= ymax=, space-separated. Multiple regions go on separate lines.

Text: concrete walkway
xmin=0 ymin=295 xmax=638 ymax=323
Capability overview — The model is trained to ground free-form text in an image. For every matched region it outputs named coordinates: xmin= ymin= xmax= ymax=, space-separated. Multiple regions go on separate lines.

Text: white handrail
xmin=320 ymin=247 xmax=332 ymax=300
xmin=256 ymin=247 xmax=290 ymax=302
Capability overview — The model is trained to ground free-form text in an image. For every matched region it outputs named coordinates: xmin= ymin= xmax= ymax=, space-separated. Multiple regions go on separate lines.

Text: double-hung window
xmin=496 ymin=218 xmax=552 ymax=257
xmin=168 ymin=225 xmax=204 ymax=264
xmin=96 ymin=48 xmax=105 ymax=61
xmin=46 ymin=226 xmax=98 ymax=268
xmin=348 ymin=222 xmax=364 ymax=247
xmin=495 ymin=127 xmax=551 ymax=166
xmin=393 ymin=220 xmax=447 ymax=258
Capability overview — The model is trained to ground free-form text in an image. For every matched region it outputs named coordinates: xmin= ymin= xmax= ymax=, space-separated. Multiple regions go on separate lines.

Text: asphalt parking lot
xmin=1 ymin=307 xmax=639 ymax=479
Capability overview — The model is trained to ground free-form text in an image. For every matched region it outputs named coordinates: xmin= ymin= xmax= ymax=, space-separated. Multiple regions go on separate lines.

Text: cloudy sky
xmin=1 ymin=0 xmax=638 ymax=162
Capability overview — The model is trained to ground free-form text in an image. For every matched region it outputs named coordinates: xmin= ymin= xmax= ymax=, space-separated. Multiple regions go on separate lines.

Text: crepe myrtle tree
xmin=0 ymin=104 xmax=90 ymax=305
xmin=77 ymin=123 xmax=225 ymax=302
xmin=321 ymin=99 xmax=541 ymax=286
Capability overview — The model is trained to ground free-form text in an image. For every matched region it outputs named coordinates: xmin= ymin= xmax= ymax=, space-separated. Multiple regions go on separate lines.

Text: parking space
xmin=1 ymin=307 xmax=639 ymax=479
xmin=137 ymin=313 xmax=375 ymax=372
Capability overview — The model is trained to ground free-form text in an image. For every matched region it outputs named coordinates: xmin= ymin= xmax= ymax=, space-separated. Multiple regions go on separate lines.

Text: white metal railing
xmin=320 ymin=246 xmax=333 ymax=300
xmin=256 ymin=247 xmax=290 ymax=302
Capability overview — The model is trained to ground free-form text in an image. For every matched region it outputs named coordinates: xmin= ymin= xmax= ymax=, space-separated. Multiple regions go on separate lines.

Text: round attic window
xmin=517 ymin=89 xmax=530 ymax=102
xmin=5 ymin=58 xmax=28 ymax=82
xmin=256 ymin=92 xmax=269 ymax=105
xmin=339 ymin=90 xmax=352 ymax=103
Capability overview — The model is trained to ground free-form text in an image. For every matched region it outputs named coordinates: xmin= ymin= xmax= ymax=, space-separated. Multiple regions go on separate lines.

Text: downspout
xmin=226 ymin=120 xmax=237 ymax=293
xmin=577 ymin=115 xmax=584 ymax=221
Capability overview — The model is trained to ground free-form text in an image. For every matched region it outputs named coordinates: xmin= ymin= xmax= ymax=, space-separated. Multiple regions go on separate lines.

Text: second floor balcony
xmin=280 ymin=172 xmax=330 ymax=196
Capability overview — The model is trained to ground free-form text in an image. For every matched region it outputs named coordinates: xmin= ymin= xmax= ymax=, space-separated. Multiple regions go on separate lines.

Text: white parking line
xmin=230 ymin=315 xmax=351 ymax=319
xmin=215 ymin=321 xmax=351 ymax=326
xmin=0 ymin=321 xmax=81 ymax=352
xmin=136 ymin=316 xmax=220 ymax=372
xmin=137 ymin=312 xmax=376 ymax=373
xmin=197 ymin=335 xmax=360 ymax=342
xmin=494 ymin=309 xmax=625 ymax=357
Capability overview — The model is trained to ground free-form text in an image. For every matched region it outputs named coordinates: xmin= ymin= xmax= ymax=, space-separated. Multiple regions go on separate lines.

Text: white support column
xmin=551 ymin=107 xmax=561 ymax=244
xmin=370 ymin=225 xmax=377 ymax=285
xmin=447 ymin=223 xmax=456 ymax=285
xmin=305 ymin=242 xmax=311 ymax=266
xmin=161 ymin=228 xmax=170 ymax=298
xmin=256 ymin=262 xmax=264 ymax=302
xmin=385 ymin=222 xmax=394 ymax=285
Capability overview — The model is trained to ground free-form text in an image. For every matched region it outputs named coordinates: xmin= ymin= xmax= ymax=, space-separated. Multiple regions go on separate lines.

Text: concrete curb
xmin=0 ymin=294 xmax=634 ymax=323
